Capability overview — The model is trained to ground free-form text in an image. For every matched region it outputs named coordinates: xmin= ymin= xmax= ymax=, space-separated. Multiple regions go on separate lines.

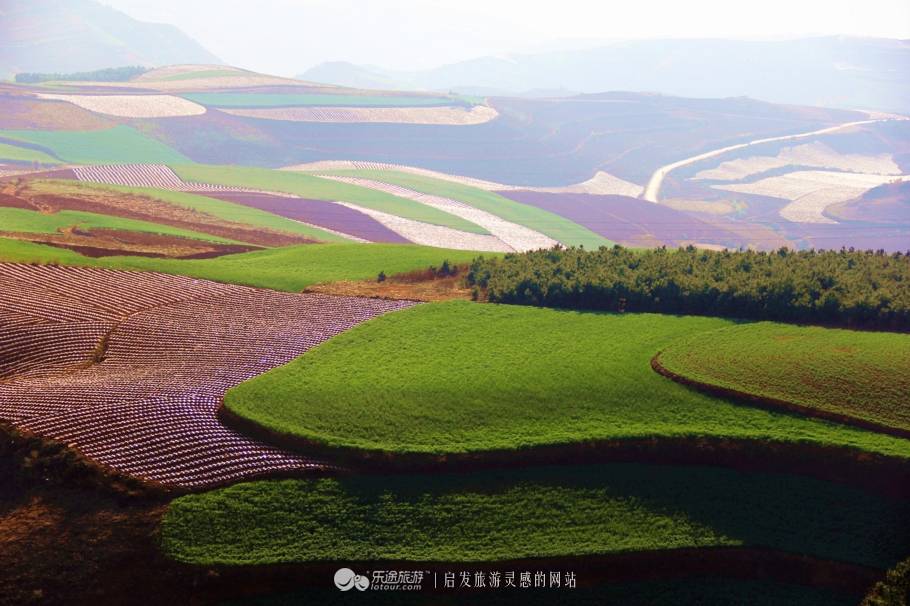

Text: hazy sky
xmin=102 ymin=0 xmax=910 ymax=75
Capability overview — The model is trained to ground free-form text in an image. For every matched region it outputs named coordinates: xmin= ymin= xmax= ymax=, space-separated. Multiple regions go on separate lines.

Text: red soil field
xmin=0 ymin=263 xmax=417 ymax=488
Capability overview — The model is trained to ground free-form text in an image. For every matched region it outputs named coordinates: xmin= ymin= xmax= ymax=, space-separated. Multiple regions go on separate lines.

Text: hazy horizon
xmin=99 ymin=0 xmax=910 ymax=76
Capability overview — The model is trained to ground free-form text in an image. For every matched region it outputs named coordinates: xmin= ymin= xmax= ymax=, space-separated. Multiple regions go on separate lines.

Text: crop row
xmin=73 ymin=163 xmax=280 ymax=195
xmin=0 ymin=263 xmax=417 ymax=487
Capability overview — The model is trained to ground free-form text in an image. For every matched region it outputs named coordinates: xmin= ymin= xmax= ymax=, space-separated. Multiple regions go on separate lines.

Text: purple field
xmin=500 ymin=190 xmax=750 ymax=248
xmin=204 ymin=191 xmax=410 ymax=243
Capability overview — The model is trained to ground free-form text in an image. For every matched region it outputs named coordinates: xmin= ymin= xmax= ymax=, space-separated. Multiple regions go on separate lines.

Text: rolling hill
xmin=300 ymin=37 xmax=910 ymax=113
xmin=0 ymin=0 xmax=222 ymax=80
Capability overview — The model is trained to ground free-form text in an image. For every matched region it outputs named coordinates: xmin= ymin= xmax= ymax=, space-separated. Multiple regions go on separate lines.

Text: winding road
xmin=642 ymin=117 xmax=906 ymax=203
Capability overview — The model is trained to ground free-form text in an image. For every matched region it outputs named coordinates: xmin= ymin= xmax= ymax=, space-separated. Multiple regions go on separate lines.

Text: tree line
xmin=15 ymin=66 xmax=149 ymax=84
xmin=466 ymin=246 xmax=910 ymax=331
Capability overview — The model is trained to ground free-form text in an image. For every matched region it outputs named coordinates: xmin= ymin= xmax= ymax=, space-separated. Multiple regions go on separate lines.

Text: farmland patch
xmin=0 ymin=126 xmax=190 ymax=165
xmin=312 ymin=169 xmax=609 ymax=248
xmin=36 ymin=94 xmax=207 ymax=118
xmin=161 ymin=464 xmax=910 ymax=568
xmin=220 ymin=105 xmax=498 ymax=125
xmin=654 ymin=323 xmax=910 ymax=436
xmin=321 ymin=175 xmax=557 ymax=251
xmin=713 ymin=171 xmax=908 ymax=223
xmin=694 ymin=142 xmax=903 ymax=182
xmin=223 ymin=301 xmax=910 ymax=459
xmin=183 ymin=93 xmax=459 ymax=108
xmin=0 ymin=263 xmax=415 ymax=487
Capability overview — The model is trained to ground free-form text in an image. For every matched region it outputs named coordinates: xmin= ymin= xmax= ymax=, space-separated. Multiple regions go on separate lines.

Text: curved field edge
xmin=222 ymin=301 xmax=910 ymax=460
xmin=159 ymin=465 xmax=910 ymax=569
xmin=315 ymin=168 xmax=612 ymax=248
xmin=171 ymin=165 xmax=490 ymax=235
xmin=0 ymin=126 xmax=191 ymax=165
xmin=0 ymin=238 xmax=490 ymax=292
xmin=651 ymin=325 xmax=910 ymax=440
xmin=81 ymin=183 xmax=352 ymax=243
xmin=0 ymin=207 xmax=242 ymax=244
xmin=0 ymin=141 xmax=61 ymax=164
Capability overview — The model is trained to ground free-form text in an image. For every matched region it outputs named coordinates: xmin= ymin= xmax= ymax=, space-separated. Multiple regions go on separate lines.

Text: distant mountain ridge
xmin=0 ymin=0 xmax=222 ymax=80
xmin=300 ymin=37 xmax=910 ymax=113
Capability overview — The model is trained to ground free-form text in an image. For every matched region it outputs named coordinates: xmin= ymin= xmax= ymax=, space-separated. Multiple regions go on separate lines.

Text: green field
xmin=657 ymin=323 xmax=910 ymax=434
xmin=161 ymin=464 xmax=909 ymax=568
xmin=151 ymin=69 xmax=249 ymax=81
xmin=172 ymin=165 xmax=488 ymax=234
xmin=321 ymin=169 xmax=611 ymax=248
xmin=0 ymin=238 xmax=488 ymax=291
xmin=0 ymin=207 xmax=237 ymax=243
xmin=181 ymin=93 xmax=458 ymax=108
xmin=224 ymin=301 xmax=910 ymax=458
xmin=79 ymin=183 xmax=350 ymax=243
xmin=0 ymin=126 xmax=190 ymax=165
xmin=0 ymin=141 xmax=61 ymax=164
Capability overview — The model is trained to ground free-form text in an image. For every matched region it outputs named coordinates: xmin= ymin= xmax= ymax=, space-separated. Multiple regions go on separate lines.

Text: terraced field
xmin=655 ymin=322 xmax=910 ymax=436
xmin=0 ymin=207 xmax=237 ymax=244
xmin=63 ymin=164 xmax=523 ymax=248
xmin=312 ymin=169 xmax=610 ymax=248
xmin=2 ymin=65 xmax=908 ymax=605
xmin=0 ymin=141 xmax=60 ymax=164
xmin=319 ymin=175 xmax=557 ymax=251
xmin=35 ymin=93 xmax=208 ymax=118
xmin=181 ymin=93 xmax=461 ymax=108
xmin=161 ymin=464 xmax=910 ymax=568
xmin=221 ymin=105 xmax=498 ymax=125
xmin=223 ymin=301 xmax=910 ymax=458
xmin=171 ymin=165 xmax=489 ymax=235
xmin=0 ymin=126 xmax=190 ymax=165
xmin=0 ymin=179 xmax=326 ymax=247
xmin=0 ymin=263 xmax=416 ymax=487
xmin=0 ymin=239 xmax=488 ymax=291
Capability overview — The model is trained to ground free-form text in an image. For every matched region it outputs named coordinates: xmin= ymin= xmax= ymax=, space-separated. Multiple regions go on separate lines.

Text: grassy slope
xmin=0 ymin=141 xmax=60 ymax=164
xmin=181 ymin=93 xmax=455 ymax=108
xmin=161 ymin=464 xmax=909 ymax=568
xmin=225 ymin=301 xmax=910 ymax=458
xmin=82 ymin=183 xmax=350 ymax=243
xmin=657 ymin=323 xmax=910 ymax=433
xmin=0 ymin=126 xmax=190 ymax=164
xmin=321 ymin=169 xmax=611 ymax=248
xmin=0 ymin=238 xmax=488 ymax=291
xmin=172 ymin=165 xmax=488 ymax=234
xmin=0 ymin=207 xmax=237 ymax=243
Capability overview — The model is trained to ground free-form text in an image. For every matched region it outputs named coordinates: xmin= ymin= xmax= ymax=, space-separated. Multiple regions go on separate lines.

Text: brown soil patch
xmin=1 ymin=179 xmax=315 ymax=248
xmin=0 ymin=229 xmax=261 ymax=259
xmin=305 ymin=265 xmax=475 ymax=302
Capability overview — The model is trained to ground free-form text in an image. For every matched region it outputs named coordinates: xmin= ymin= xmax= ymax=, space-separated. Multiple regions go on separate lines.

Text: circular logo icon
xmin=335 ymin=568 xmax=370 ymax=591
